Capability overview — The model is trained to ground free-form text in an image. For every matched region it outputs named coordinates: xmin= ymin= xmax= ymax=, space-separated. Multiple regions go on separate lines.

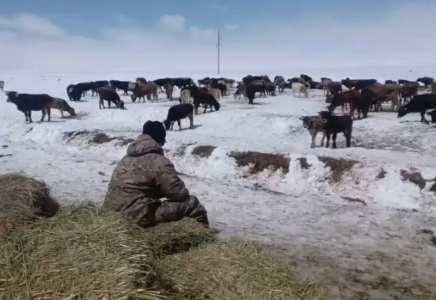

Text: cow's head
xmin=397 ymin=105 xmax=409 ymax=118
xmin=5 ymin=91 xmax=17 ymax=102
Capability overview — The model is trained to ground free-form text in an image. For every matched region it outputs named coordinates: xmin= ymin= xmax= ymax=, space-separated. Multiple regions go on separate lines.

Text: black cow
xmin=398 ymin=93 xmax=436 ymax=124
xmin=300 ymin=74 xmax=313 ymax=84
xmin=163 ymin=103 xmax=194 ymax=130
xmin=98 ymin=87 xmax=125 ymax=109
xmin=426 ymin=110 xmax=436 ymax=123
xmin=318 ymin=111 xmax=353 ymax=148
xmin=193 ymin=93 xmax=220 ymax=114
xmin=398 ymin=79 xmax=414 ymax=85
xmin=385 ymin=80 xmax=397 ymax=84
xmin=242 ymin=75 xmax=262 ymax=85
xmin=6 ymin=91 xmax=53 ymax=123
xmin=341 ymin=78 xmax=377 ymax=90
xmin=171 ymin=77 xmax=195 ymax=89
xmin=416 ymin=77 xmax=434 ymax=87
xmin=109 ymin=80 xmax=130 ymax=95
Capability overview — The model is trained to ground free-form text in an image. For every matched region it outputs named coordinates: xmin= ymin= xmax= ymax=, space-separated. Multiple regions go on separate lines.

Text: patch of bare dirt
xmin=191 ymin=145 xmax=217 ymax=158
xmin=318 ymin=156 xmax=358 ymax=183
xmin=229 ymin=151 xmax=290 ymax=174
xmin=173 ymin=143 xmax=196 ymax=157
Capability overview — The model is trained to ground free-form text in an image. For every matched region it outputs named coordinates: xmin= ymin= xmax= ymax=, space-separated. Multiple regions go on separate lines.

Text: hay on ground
xmin=143 ymin=218 xmax=215 ymax=257
xmin=0 ymin=204 xmax=167 ymax=300
xmin=229 ymin=151 xmax=290 ymax=174
xmin=63 ymin=130 xmax=134 ymax=146
xmin=155 ymin=240 xmax=326 ymax=300
xmin=191 ymin=145 xmax=217 ymax=158
xmin=0 ymin=173 xmax=59 ymax=239
xmin=318 ymin=156 xmax=358 ymax=183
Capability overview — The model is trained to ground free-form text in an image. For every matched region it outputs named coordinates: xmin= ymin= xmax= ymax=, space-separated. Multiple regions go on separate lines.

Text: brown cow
xmin=401 ymin=83 xmax=419 ymax=104
xmin=131 ymin=83 xmax=159 ymax=103
xmin=361 ymin=84 xmax=401 ymax=111
xmin=327 ymin=90 xmax=361 ymax=115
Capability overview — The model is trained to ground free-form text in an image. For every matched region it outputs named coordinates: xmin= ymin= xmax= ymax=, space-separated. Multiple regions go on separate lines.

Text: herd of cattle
xmin=2 ymin=73 xmax=436 ymax=149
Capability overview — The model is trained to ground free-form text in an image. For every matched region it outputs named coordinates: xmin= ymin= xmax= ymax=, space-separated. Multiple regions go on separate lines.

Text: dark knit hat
xmin=142 ymin=121 xmax=166 ymax=144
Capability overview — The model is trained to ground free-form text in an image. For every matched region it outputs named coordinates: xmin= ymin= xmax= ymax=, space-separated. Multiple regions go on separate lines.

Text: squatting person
xmin=103 ymin=120 xmax=209 ymax=227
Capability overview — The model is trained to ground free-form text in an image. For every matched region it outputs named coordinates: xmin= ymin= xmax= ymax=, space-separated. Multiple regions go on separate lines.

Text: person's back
xmin=103 ymin=121 xmax=208 ymax=228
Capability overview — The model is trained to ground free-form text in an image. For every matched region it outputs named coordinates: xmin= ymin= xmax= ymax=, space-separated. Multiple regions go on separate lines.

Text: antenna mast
xmin=216 ymin=31 xmax=222 ymax=74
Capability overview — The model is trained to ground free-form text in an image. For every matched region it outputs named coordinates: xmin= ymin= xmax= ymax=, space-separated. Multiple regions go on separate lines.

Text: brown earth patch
xmin=192 ymin=145 xmax=217 ymax=158
xmin=318 ymin=156 xmax=358 ymax=183
xmin=400 ymin=170 xmax=426 ymax=190
xmin=229 ymin=151 xmax=290 ymax=174
xmin=63 ymin=130 xmax=134 ymax=147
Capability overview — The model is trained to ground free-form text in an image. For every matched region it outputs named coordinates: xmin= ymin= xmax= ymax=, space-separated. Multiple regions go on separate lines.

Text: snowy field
xmin=1 ymin=75 xmax=436 ymax=300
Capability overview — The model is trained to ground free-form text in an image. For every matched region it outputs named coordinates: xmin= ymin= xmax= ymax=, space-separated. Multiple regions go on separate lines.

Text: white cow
xmin=292 ymin=82 xmax=308 ymax=98
xmin=180 ymin=89 xmax=192 ymax=104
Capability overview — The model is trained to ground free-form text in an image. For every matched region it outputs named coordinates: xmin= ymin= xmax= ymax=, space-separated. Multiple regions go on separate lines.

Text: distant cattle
xmin=193 ymin=93 xmax=220 ymax=114
xmin=98 ymin=87 xmax=125 ymax=109
xmin=385 ymin=80 xmax=397 ymax=85
xmin=341 ymin=78 xmax=377 ymax=90
xmin=242 ymin=75 xmax=263 ymax=85
xmin=321 ymin=78 xmax=334 ymax=95
xmin=0 ymin=80 xmax=4 ymax=91
xmin=289 ymin=77 xmax=309 ymax=88
xmin=300 ymin=74 xmax=313 ymax=84
xmin=398 ymin=79 xmax=414 ymax=85
xmin=398 ymin=93 xmax=436 ymax=124
xmin=130 ymin=83 xmax=158 ymax=103
xmin=400 ymin=83 xmax=419 ymax=104
xmin=209 ymin=88 xmax=222 ymax=102
xmin=300 ymin=115 xmax=326 ymax=148
xmin=361 ymin=84 xmax=401 ymax=111
xmin=318 ymin=111 xmax=353 ymax=149
xmin=234 ymin=83 xmax=247 ymax=100
xmin=164 ymin=83 xmax=174 ymax=100
xmin=180 ymin=89 xmax=192 ymax=104
xmin=50 ymin=97 xmax=76 ymax=118
xmin=136 ymin=77 xmax=147 ymax=85
xmin=327 ymin=90 xmax=360 ymax=115
xmin=273 ymin=76 xmax=285 ymax=92
xmin=109 ymin=80 xmax=130 ymax=95
xmin=6 ymin=91 xmax=53 ymax=123
xmin=171 ymin=77 xmax=195 ymax=89
xmin=416 ymin=77 xmax=434 ymax=88
xmin=163 ymin=103 xmax=194 ymax=131
xmin=292 ymin=82 xmax=308 ymax=98
xmin=309 ymin=81 xmax=323 ymax=89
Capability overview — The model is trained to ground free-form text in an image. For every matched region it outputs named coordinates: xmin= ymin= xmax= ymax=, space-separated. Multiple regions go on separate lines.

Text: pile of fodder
xmin=63 ymin=130 xmax=134 ymax=146
xmin=318 ymin=156 xmax=358 ymax=183
xmin=0 ymin=205 xmax=159 ymax=299
xmin=0 ymin=173 xmax=59 ymax=239
xmin=229 ymin=151 xmax=290 ymax=174
xmin=155 ymin=240 xmax=325 ymax=300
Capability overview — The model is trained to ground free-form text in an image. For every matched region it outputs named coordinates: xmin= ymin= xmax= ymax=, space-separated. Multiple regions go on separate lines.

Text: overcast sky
xmin=0 ymin=0 xmax=435 ymax=78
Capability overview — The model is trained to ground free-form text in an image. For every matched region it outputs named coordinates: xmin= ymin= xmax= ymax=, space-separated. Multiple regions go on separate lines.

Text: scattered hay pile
xmin=156 ymin=240 xmax=325 ymax=300
xmin=230 ymin=151 xmax=290 ymax=174
xmin=0 ymin=173 xmax=59 ymax=239
xmin=318 ymin=156 xmax=358 ymax=183
xmin=0 ymin=203 xmax=325 ymax=300
xmin=191 ymin=145 xmax=217 ymax=158
xmin=63 ymin=130 xmax=134 ymax=146
xmin=0 ymin=204 xmax=165 ymax=299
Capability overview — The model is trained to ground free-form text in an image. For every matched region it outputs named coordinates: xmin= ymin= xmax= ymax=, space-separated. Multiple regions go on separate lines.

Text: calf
xmin=193 ymin=93 xmax=220 ymax=114
xmin=164 ymin=82 xmax=174 ymax=100
xmin=209 ymin=88 xmax=222 ymax=102
xmin=98 ymin=87 xmax=124 ymax=109
xmin=163 ymin=103 xmax=194 ymax=131
xmin=234 ymin=83 xmax=247 ymax=100
xmin=6 ymin=91 xmax=53 ymax=123
xmin=50 ymin=97 xmax=76 ymax=118
xmin=321 ymin=78 xmax=333 ymax=95
xmin=327 ymin=90 xmax=360 ymax=115
xmin=300 ymin=115 xmax=326 ymax=148
xmin=318 ymin=111 xmax=353 ymax=148
xmin=398 ymin=93 xmax=436 ymax=124
xmin=400 ymin=83 xmax=419 ymax=104
xmin=180 ymin=89 xmax=192 ymax=104
xmin=0 ymin=80 xmax=4 ymax=91
xmin=292 ymin=82 xmax=308 ymax=98
xmin=130 ymin=83 xmax=158 ymax=103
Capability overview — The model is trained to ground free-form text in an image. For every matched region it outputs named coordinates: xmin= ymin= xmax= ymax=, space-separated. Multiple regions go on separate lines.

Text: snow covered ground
xmin=1 ymin=75 xmax=436 ymax=299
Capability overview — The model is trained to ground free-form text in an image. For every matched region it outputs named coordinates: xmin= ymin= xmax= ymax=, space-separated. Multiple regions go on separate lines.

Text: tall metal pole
xmin=217 ymin=31 xmax=221 ymax=74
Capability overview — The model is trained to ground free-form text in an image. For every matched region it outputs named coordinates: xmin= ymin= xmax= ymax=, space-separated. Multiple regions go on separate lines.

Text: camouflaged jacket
xmin=103 ymin=134 xmax=189 ymax=225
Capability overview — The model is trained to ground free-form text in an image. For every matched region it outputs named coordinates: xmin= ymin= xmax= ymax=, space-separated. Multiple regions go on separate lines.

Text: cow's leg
xmin=46 ymin=108 xmax=51 ymax=122
xmin=23 ymin=111 xmax=29 ymax=122
xmin=325 ymin=132 xmax=331 ymax=148
xmin=310 ymin=129 xmax=317 ymax=148
xmin=341 ymin=104 xmax=345 ymax=115
xmin=40 ymin=109 xmax=46 ymax=122
xmin=421 ymin=110 xmax=429 ymax=124
xmin=204 ymin=104 xmax=207 ymax=114
xmin=320 ymin=132 xmax=326 ymax=147
xmin=60 ymin=110 xmax=64 ymax=118
xmin=177 ymin=119 xmax=182 ymax=131
xmin=28 ymin=111 xmax=33 ymax=123
xmin=344 ymin=130 xmax=352 ymax=148
xmin=332 ymin=132 xmax=338 ymax=149
xmin=189 ymin=113 xmax=194 ymax=129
